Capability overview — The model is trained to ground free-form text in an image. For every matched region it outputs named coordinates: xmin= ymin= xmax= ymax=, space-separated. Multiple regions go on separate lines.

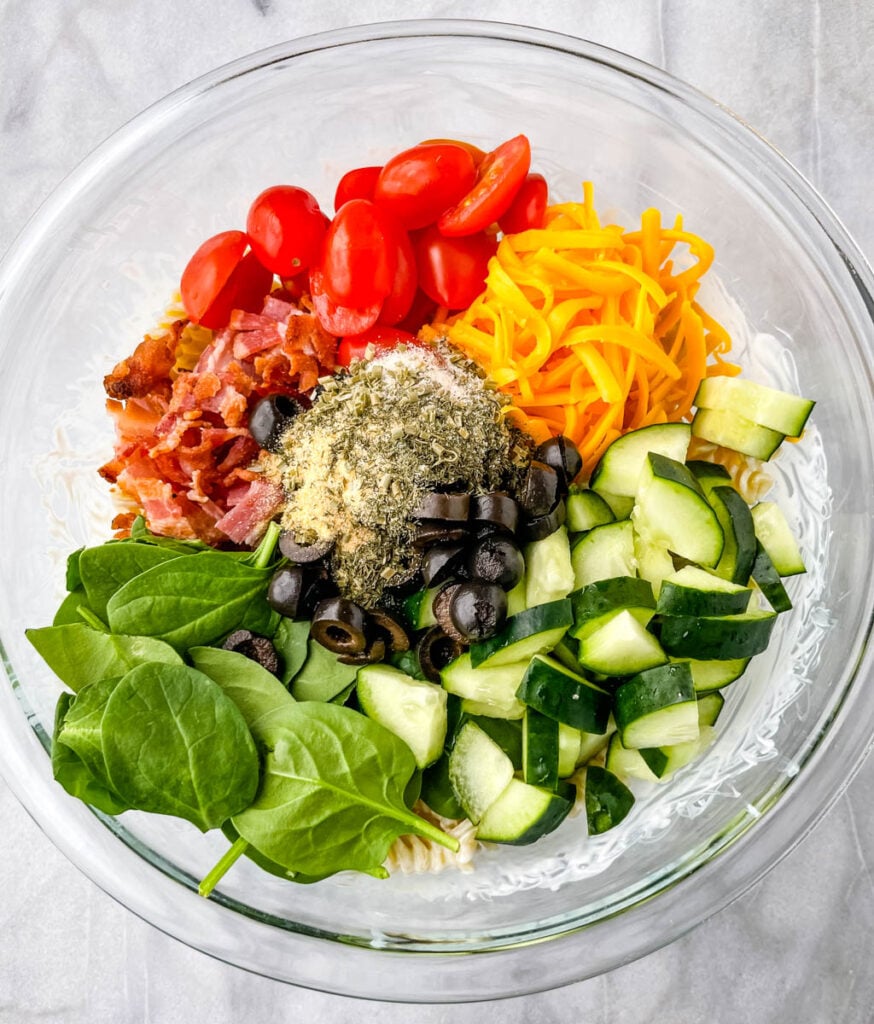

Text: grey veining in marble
xmin=1 ymin=2 xmax=873 ymax=1022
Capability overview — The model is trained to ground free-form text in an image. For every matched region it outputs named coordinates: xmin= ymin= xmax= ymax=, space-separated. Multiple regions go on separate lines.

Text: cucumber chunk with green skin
xmin=460 ymin=714 xmax=523 ymax=768
xmin=691 ymin=407 xmax=785 ymax=460
xmin=751 ymin=501 xmax=806 ymax=576
xmin=590 ymin=422 xmax=692 ymax=498
xmin=566 ymin=488 xmax=616 ymax=533
xmin=516 ymin=654 xmax=612 ymax=733
xmin=632 ymin=453 xmax=724 ymax=568
xmin=553 ymin=633 xmax=586 ymax=675
xmin=571 ymin=520 xmax=637 ymax=589
xmin=750 ymin=542 xmax=793 ymax=613
xmin=441 ymin=652 xmax=530 ymax=716
xmin=403 ymin=587 xmax=440 ymax=630
xmin=506 ymin=575 xmax=528 ymax=616
xmin=697 ymin=690 xmax=725 ymax=727
xmin=633 ymin=529 xmax=675 ymax=594
xmin=558 ymin=722 xmax=583 ymax=776
xmin=606 ymin=733 xmax=659 ymax=782
xmin=469 ymin=598 xmax=573 ymax=669
xmin=686 ymin=459 xmax=733 ymax=492
xmin=596 ymin=491 xmax=635 ymax=520
xmin=656 ymin=565 xmax=752 ymax=617
xmin=356 ymin=664 xmax=448 ymax=769
xmin=614 ymin=662 xmax=699 ymax=749
xmin=576 ymin=721 xmax=615 ymax=766
xmin=673 ymin=656 xmax=749 ymax=692
xmin=654 ymin=608 xmax=777 ymax=660
xmin=476 ymin=777 xmax=573 ymax=845
xmin=707 ymin=485 xmax=758 ymax=585
xmin=448 ymin=721 xmax=515 ymax=823
xmin=585 ymin=765 xmax=635 ymax=835
xmin=524 ymin=527 xmax=575 ymax=608
xmin=570 ymin=576 xmax=656 ymax=640
xmin=693 ymin=376 xmax=815 ymax=437
xmin=523 ymin=708 xmax=559 ymax=788
xmin=420 ymin=753 xmax=465 ymax=819
xmin=577 ymin=609 xmax=668 ymax=677
xmin=458 ymin=696 xmax=526 ymax=720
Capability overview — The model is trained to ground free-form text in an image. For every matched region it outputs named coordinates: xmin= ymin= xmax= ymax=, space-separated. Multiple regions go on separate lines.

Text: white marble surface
xmin=1 ymin=2 xmax=873 ymax=1021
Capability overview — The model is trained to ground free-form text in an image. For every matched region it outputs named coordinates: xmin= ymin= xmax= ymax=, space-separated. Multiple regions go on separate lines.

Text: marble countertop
xmin=2 ymin=2 xmax=873 ymax=1021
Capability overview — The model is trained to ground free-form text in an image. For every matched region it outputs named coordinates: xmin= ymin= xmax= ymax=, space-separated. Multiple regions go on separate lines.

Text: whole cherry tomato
xmin=499 ymin=173 xmax=548 ymax=234
xmin=414 ymin=225 xmax=497 ymax=309
xmin=419 ymin=138 xmax=487 ymax=168
xmin=437 ymin=134 xmax=531 ymax=237
xmin=334 ymin=166 xmax=381 ymax=211
xmin=377 ymin=226 xmax=417 ymax=326
xmin=309 ymin=266 xmax=381 ymax=337
xmin=180 ymin=230 xmax=273 ymax=329
xmin=395 ymin=287 xmax=439 ymax=335
xmin=336 ymin=325 xmax=419 ymax=366
xmin=374 ymin=143 xmax=477 ymax=230
xmin=246 ymin=185 xmax=327 ymax=278
xmin=319 ymin=199 xmax=397 ymax=308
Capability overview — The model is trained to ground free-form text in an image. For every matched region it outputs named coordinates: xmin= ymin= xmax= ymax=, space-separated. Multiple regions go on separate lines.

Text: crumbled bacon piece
xmin=103 ymin=324 xmax=181 ymax=400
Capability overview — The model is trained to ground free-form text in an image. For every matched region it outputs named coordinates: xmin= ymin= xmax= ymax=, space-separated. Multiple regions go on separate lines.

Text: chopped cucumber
xmin=577 ymin=609 xmax=668 ymax=676
xmin=420 ymin=754 xmax=465 ymax=819
xmin=566 ymin=487 xmax=616 ymax=533
xmin=476 ymin=777 xmax=573 ymax=845
xmin=693 ymin=376 xmax=814 ymax=437
xmin=469 ymin=598 xmax=573 ymax=669
xmin=633 ymin=529 xmax=675 ymax=593
xmin=590 ymin=422 xmax=691 ymax=498
xmin=691 ymin=407 xmax=785 ymax=460
xmin=751 ymin=501 xmax=806 ymax=576
xmin=570 ymin=575 xmax=656 ymax=640
xmin=522 ymin=708 xmax=559 ymax=788
xmin=654 ymin=608 xmax=777 ymax=660
xmin=686 ymin=459 xmax=733 ymax=493
xmin=606 ymin=733 xmax=659 ymax=782
xmin=571 ymin=520 xmax=637 ymax=588
xmin=656 ymin=565 xmax=752 ymax=617
xmin=697 ymin=690 xmax=725 ymax=727
xmin=506 ymin=575 xmax=528 ymax=616
xmin=673 ymin=656 xmax=749 ymax=692
xmin=524 ymin=526 xmax=575 ymax=608
xmin=356 ymin=664 xmax=447 ymax=769
xmin=441 ymin=653 xmax=529 ymax=718
xmin=596 ymin=491 xmax=635 ymax=520
xmin=516 ymin=653 xmax=612 ymax=733
xmin=459 ymin=714 xmax=523 ymax=769
xmin=585 ymin=765 xmax=635 ymax=834
xmin=707 ymin=484 xmax=758 ymax=585
xmin=448 ymin=721 xmax=515 ymax=823
xmin=614 ymin=662 xmax=699 ymax=749
xmin=403 ymin=586 xmax=440 ymax=630
xmin=558 ymin=722 xmax=583 ymax=776
xmin=750 ymin=542 xmax=793 ymax=613
xmin=576 ymin=721 xmax=615 ymax=766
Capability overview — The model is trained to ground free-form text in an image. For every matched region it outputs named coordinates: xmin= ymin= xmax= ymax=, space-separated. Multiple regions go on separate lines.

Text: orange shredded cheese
xmin=440 ymin=185 xmax=739 ymax=472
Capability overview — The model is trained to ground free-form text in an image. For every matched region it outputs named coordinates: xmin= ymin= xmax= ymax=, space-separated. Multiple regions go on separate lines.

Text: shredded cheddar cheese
xmin=436 ymin=185 xmax=739 ymax=473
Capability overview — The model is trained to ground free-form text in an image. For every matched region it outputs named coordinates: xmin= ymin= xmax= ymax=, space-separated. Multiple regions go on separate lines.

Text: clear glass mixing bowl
xmin=0 ymin=21 xmax=872 ymax=1002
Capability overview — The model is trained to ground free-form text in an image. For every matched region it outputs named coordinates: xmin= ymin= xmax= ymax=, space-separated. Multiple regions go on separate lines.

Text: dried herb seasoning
xmin=263 ymin=342 xmax=531 ymax=606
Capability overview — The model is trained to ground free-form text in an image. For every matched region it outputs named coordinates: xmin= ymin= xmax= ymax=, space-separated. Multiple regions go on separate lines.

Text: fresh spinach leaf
xmin=290 ymin=639 xmax=358 ymax=702
xmin=219 ymin=822 xmax=329 ymax=885
xmin=51 ymin=692 xmax=131 ymax=816
xmin=101 ymin=662 xmax=260 ymax=831
xmin=65 ymin=548 xmax=85 ymax=592
xmin=106 ymin=552 xmax=273 ymax=652
xmin=52 ymin=587 xmax=95 ymax=627
xmin=56 ymin=676 xmax=122 ymax=783
xmin=388 ymin=648 xmax=428 ymax=681
xmin=274 ymin=618 xmax=310 ymax=684
xmin=230 ymin=703 xmax=458 ymax=877
xmin=189 ymin=646 xmax=296 ymax=745
xmin=79 ymin=543 xmax=182 ymax=618
xmin=26 ymin=622 xmax=183 ymax=692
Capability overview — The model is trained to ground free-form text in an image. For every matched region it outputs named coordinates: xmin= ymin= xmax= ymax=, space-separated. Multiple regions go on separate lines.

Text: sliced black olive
xmin=466 ymin=535 xmax=525 ymax=591
xmin=534 ymin=435 xmax=583 ymax=488
xmin=421 ymin=543 xmax=466 ymax=588
xmin=248 ymin=394 xmax=304 ymax=452
xmin=222 ymin=628 xmax=256 ymax=652
xmin=411 ymin=520 xmax=469 ymax=549
xmin=222 ymin=630 xmax=281 ymax=676
xmin=416 ymin=626 xmax=466 ymax=683
xmin=310 ymin=597 xmax=368 ymax=655
xmin=299 ymin=572 xmax=340 ymax=619
xmin=368 ymin=608 xmax=411 ymax=653
xmin=279 ymin=531 xmax=334 ymax=564
xmin=337 ymin=636 xmax=387 ymax=666
xmin=469 ymin=492 xmax=520 ymax=535
xmin=518 ymin=461 xmax=561 ymax=519
xmin=522 ymin=497 xmax=567 ymax=542
xmin=267 ymin=565 xmax=306 ymax=619
xmin=432 ymin=582 xmax=467 ymax=643
xmin=448 ymin=581 xmax=508 ymax=642
xmin=412 ymin=492 xmax=470 ymax=522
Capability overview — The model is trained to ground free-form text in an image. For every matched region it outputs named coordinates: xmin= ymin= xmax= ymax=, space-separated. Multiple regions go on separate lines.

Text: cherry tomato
xmin=498 ymin=173 xmax=548 ymax=234
xmin=414 ymin=225 xmax=497 ymax=309
xmin=309 ymin=266 xmax=381 ymax=336
xmin=437 ymin=134 xmax=531 ymax=237
xmin=246 ymin=185 xmax=327 ymax=278
xmin=419 ymin=138 xmax=487 ymax=168
xmin=319 ymin=199 xmax=396 ymax=308
xmin=336 ymin=325 xmax=419 ymax=366
xmin=374 ymin=143 xmax=477 ymax=230
xmin=334 ymin=166 xmax=381 ymax=210
xmin=377 ymin=226 xmax=417 ymax=326
xmin=396 ymin=287 xmax=439 ymax=335
xmin=180 ymin=230 xmax=273 ymax=329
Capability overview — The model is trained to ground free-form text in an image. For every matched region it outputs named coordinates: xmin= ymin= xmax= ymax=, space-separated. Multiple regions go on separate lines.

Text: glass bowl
xmin=1 ymin=20 xmax=873 ymax=1002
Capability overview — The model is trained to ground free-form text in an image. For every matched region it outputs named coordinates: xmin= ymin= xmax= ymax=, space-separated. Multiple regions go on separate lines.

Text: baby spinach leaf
xmin=56 ymin=676 xmax=122 ymax=784
xmin=51 ymin=692 xmax=131 ymax=816
xmin=101 ymin=662 xmax=260 ymax=831
xmin=274 ymin=618 xmax=310 ymax=684
xmin=290 ymin=639 xmax=358 ymax=702
xmin=230 ymin=703 xmax=458 ymax=878
xmin=106 ymin=552 xmax=272 ymax=652
xmin=26 ymin=622 xmax=183 ymax=692
xmin=65 ymin=547 xmax=85 ymax=592
xmin=52 ymin=587 xmax=95 ymax=627
xmin=189 ymin=645 xmax=296 ymax=746
xmin=79 ymin=543 xmax=182 ymax=618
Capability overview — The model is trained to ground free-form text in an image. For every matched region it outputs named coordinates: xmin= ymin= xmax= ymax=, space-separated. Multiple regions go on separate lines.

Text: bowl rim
xmin=1 ymin=17 xmax=874 ymax=1002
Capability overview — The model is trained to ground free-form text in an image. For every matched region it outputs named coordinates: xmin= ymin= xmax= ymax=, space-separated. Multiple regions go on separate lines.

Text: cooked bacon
xmin=103 ymin=324 xmax=181 ymax=400
xmin=215 ymin=478 xmax=285 ymax=546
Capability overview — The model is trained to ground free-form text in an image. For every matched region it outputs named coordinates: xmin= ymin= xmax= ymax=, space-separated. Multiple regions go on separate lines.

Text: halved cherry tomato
xmin=498 ymin=173 xmax=548 ymax=234
xmin=309 ymin=266 xmax=381 ymax=336
xmin=419 ymin=138 xmax=487 ymax=168
xmin=437 ymin=134 xmax=531 ymax=237
xmin=336 ymin=325 xmax=419 ymax=366
xmin=180 ymin=230 xmax=273 ymax=329
xmin=414 ymin=225 xmax=497 ymax=309
xmin=320 ymin=199 xmax=396 ymax=308
xmin=374 ymin=144 xmax=477 ymax=230
xmin=377 ymin=225 xmax=417 ymax=326
xmin=334 ymin=166 xmax=381 ymax=211
xmin=246 ymin=185 xmax=327 ymax=278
